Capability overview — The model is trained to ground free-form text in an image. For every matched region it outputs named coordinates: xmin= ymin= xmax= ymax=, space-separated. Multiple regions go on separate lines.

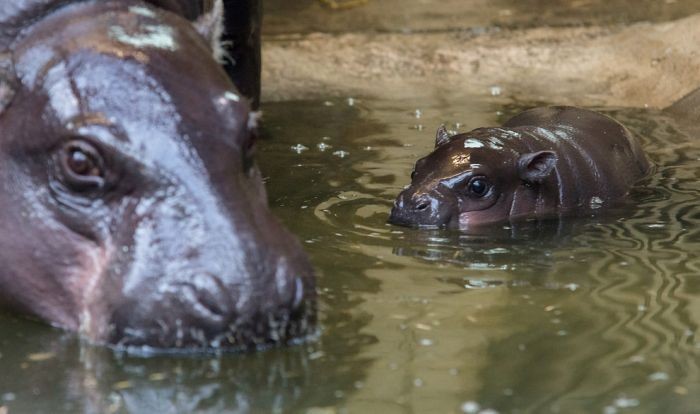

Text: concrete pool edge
xmin=262 ymin=13 xmax=700 ymax=109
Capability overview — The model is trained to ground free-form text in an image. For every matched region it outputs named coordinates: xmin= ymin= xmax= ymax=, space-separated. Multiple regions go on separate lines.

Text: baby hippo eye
xmin=467 ymin=177 xmax=489 ymax=197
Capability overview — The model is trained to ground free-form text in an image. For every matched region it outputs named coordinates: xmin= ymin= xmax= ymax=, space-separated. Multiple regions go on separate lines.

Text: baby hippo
xmin=389 ymin=106 xmax=651 ymax=229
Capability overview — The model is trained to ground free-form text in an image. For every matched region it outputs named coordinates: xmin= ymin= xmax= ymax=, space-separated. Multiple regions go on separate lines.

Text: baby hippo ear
xmin=518 ymin=151 xmax=558 ymax=182
xmin=193 ymin=0 xmax=226 ymax=62
xmin=435 ymin=125 xmax=451 ymax=147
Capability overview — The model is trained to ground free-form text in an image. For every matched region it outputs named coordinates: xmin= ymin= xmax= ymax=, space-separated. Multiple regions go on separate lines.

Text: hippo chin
xmin=0 ymin=1 xmax=316 ymax=352
xmin=389 ymin=106 xmax=651 ymax=230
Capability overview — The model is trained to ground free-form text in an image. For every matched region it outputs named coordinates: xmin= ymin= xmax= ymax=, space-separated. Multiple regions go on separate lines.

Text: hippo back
xmin=503 ymin=106 xmax=651 ymax=209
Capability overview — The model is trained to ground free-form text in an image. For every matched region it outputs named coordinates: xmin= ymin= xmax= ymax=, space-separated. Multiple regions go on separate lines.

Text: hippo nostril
xmin=176 ymin=274 xmax=231 ymax=323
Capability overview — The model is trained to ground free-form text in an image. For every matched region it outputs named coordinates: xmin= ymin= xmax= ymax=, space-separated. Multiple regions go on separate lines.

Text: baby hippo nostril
xmin=416 ymin=202 xmax=429 ymax=211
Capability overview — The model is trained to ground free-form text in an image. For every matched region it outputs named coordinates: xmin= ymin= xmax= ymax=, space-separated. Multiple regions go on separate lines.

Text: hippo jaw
xmin=0 ymin=1 xmax=316 ymax=352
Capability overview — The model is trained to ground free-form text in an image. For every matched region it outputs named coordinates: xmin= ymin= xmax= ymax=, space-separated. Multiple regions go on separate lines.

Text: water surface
xmin=2 ymin=93 xmax=699 ymax=413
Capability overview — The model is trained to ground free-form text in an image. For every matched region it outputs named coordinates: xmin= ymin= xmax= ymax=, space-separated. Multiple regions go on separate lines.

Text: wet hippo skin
xmin=389 ymin=107 xmax=651 ymax=230
xmin=0 ymin=0 xmax=315 ymax=351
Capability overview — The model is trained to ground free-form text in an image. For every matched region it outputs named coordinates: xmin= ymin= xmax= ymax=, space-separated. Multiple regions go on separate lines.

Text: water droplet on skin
xmin=323 ymin=101 xmax=334 ymax=107
xmin=419 ymin=338 xmax=434 ymax=346
xmin=414 ymin=109 xmax=422 ymax=118
xmin=333 ymin=150 xmax=350 ymax=158
xmin=317 ymin=143 xmax=333 ymax=151
xmin=347 ymin=97 xmax=355 ymax=106
xmin=291 ymin=144 xmax=309 ymax=153
xmin=490 ymin=86 xmax=502 ymax=96
xmin=413 ymin=378 xmax=424 ymax=387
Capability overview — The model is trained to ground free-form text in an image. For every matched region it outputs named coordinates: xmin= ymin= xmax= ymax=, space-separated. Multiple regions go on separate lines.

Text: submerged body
xmin=0 ymin=0 xmax=315 ymax=351
xmin=389 ymin=106 xmax=651 ymax=230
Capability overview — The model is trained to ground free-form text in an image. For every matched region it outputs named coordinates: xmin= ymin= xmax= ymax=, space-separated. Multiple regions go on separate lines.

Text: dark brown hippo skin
xmin=0 ymin=0 xmax=315 ymax=352
xmin=112 ymin=0 xmax=263 ymax=107
xmin=389 ymin=106 xmax=651 ymax=230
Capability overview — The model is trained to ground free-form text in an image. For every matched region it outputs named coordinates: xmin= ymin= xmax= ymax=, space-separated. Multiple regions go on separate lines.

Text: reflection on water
xmin=2 ymin=96 xmax=700 ymax=413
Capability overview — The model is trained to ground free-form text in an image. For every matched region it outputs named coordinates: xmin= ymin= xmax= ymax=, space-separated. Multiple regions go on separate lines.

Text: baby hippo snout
xmin=389 ymin=189 xmax=455 ymax=227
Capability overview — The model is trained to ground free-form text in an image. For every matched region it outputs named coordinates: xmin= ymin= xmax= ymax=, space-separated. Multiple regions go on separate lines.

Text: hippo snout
xmin=107 ymin=251 xmax=316 ymax=351
xmin=389 ymin=189 xmax=455 ymax=227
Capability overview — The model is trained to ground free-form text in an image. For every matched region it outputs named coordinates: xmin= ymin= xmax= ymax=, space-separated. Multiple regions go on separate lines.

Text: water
xmin=2 ymin=92 xmax=699 ymax=413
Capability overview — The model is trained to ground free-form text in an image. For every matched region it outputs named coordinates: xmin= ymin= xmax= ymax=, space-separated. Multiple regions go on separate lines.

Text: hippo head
xmin=389 ymin=126 xmax=557 ymax=229
xmin=0 ymin=1 xmax=315 ymax=351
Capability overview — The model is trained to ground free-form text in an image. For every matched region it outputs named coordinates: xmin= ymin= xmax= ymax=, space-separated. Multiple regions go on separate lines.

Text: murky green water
xmin=2 ymin=93 xmax=699 ymax=413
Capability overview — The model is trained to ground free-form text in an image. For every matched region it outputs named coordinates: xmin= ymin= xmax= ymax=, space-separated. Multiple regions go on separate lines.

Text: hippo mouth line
xmin=107 ymin=298 xmax=319 ymax=356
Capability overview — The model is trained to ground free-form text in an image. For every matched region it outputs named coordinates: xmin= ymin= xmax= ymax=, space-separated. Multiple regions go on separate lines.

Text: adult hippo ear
xmin=192 ymin=0 xmax=226 ymax=63
xmin=435 ymin=125 xmax=452 ymax=147
xmin=517 ymin=151 xmax=558 ymax=182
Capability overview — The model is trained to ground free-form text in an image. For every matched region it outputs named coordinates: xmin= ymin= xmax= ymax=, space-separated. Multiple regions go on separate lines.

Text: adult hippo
xmin=389 ymin=106 xmax=651 ymax=230
xmin=0 ymin=0 xmax=315 ymax=352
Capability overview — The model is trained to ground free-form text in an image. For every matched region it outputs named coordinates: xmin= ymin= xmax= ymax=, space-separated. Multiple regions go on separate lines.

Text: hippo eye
xmin=467 ymin=177 xmax=489 ymax=197
xmin=59 ymin=140 xmax=105 ymax=190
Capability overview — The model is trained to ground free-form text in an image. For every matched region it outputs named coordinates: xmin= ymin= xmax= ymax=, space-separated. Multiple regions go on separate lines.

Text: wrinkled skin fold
xmin=389 ymin=106 xmax=651 ymax=230
xmin=0 ymin=0 xmax=316 ymax=352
